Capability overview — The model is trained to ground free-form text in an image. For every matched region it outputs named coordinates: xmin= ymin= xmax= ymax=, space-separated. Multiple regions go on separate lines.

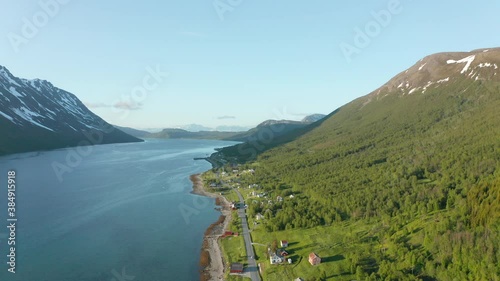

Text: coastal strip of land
xmin=190 ymin=174 xmax=232 ymax=281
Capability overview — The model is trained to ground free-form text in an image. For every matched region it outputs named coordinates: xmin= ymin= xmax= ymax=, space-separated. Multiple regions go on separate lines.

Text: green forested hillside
xmin=217 ymin=50 xmax=500 ymax=280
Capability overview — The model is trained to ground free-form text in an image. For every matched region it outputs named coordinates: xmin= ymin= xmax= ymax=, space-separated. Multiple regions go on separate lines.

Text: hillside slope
xmin=113 ymin=125 xmax=151 ymax=138
xmin=221 ymin=48 xmax=500 ymax=280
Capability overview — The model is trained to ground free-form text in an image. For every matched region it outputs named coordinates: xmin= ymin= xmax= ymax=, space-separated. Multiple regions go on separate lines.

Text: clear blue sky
xmin=1 ymin=0 xmax=499 ymax=129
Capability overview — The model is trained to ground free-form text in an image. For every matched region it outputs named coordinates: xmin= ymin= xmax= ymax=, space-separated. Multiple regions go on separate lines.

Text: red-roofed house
xmin=230 ymin=263 xmax=244 ymax=274
xmin=308 ymin=253 xmax=321 ymax=266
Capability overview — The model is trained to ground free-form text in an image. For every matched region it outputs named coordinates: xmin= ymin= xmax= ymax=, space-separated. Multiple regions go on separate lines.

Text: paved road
xmin=234 ymin=189 xmax=262 ymax=281
xmin=216 ymin=172 xmax=261 ymax=281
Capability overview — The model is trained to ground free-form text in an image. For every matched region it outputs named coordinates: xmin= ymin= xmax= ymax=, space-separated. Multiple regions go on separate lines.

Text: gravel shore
xmin=190 ymin=174 xmax=232 ymax=281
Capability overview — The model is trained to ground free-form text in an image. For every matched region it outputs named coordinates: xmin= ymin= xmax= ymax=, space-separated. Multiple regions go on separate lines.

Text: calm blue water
xmin=0 ymin=139 xmax=237 ymax=281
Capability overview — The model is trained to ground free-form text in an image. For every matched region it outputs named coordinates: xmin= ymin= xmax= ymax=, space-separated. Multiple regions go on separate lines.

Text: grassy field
xmin=218 ymin=186 xmax=454 ymax=281
xmin=247 ymin=210 xmax=452 ymax=281
xmin=220 ymin=236 xmax=251 ymax=281
xmin=249 ymin=221 xmax=381 ymax=281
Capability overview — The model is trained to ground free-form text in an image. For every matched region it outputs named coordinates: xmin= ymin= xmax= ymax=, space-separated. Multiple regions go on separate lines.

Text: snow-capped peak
xmin=0 ymin=65 xmax=142 ymax=155
xmin=368 ymin=47 xmax=500 ymax=97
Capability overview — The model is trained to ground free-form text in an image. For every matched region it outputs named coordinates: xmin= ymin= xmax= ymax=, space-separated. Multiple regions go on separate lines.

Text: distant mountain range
xmin=147 ymin=128 xmax=238 ymax=140
xmin=0 ymin=66 xmax=143 ymax=156
xmin=124 ymin=114 xmax=327 ymax=141
xmin=175 ymin=124 xmax=253 ymax=133
xmin=113 ymin=125 xmax=151 ymax=138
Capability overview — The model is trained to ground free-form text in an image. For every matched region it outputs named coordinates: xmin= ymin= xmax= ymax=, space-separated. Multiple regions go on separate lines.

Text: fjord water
xmin=0 ymin=139 xmax=237 ymax=281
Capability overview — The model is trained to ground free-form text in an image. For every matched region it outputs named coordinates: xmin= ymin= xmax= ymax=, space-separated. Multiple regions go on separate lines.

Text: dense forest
xmin=216 ymin=76 xmax=500 ymax=280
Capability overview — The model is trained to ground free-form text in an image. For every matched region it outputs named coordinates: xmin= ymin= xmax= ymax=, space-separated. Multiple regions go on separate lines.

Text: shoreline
xmin=190 ymin=173 xmax=232 ymax=281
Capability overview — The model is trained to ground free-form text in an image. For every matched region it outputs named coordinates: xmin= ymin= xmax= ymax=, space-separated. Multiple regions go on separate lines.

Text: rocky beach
xmin=190 ymin=174 xmax=232 ymax=281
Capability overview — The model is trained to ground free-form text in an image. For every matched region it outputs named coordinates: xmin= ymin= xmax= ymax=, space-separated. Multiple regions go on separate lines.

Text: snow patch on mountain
xmin=0 ymin=69 xmax=21 ymax=87
xmin=478 ymin=63 xmax=493 ymax=68
xmin=12 ymin=107 xmax=54 ymax=131
xmin=0 ymin=111 xmax=14 ymax=122
xmin=447 ymin=55 xmax=476 ymax=74
xmin=409 ymin=88 xmax=419 ymax=94
xmin=8 ymin=86 xmax=24 ymax=98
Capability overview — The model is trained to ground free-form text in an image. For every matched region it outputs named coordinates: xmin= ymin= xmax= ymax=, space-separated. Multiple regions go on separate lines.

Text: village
xmin=203 ymin=165 xmax=328 ymax=281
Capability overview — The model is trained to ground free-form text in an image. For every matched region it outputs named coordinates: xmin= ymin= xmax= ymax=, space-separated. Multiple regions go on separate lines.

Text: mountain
xmin=146 ymin=122 xmax=302 ymax=142
xmin=215 ymin=125 xmax=252 ymax=132
xmin=368 ymin=47 xmax=499 ymax=97
xmin=225 ymin=119 xmax=310 ymax=142
xmin=113 ymin=125 xmax=150 ymax=138
xmin=148 ymin=128 xmax=240 ymax=140
xmin=213 ymin=48 xmax=500 ymax=279
xmin=148 ymin=114 xmax=326 ymax=141
xmin=223 ymin=114 xmax=327 ymax=142
xmin=0 ymin=66 xmax=143 ymax=156
xmin=301 ymin=113 xmax=327 ymax=123
xmin=180 ymin=123 xmax=214 ymax=132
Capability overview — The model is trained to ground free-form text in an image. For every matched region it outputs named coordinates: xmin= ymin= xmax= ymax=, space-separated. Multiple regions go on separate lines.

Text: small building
xmin=256 ymin=213 xmax=265 ymax=220
xmin=230 ymin=263 xmax=244 ymax=274
xmin=277 ymin=196 xmax=283 ymax=202
xmin=278 ymin=249 xmax=289 ymax=256
xmin=270 ymin=253 xmax=284 ymax=265
xmin=223 ymin=231 xmax=238 ymax=237
xmin=289 ymin=194 xmax=295 ymax=199
xmin=308 ymin=252 xmax=321 ymax=266
xmin=280 ymin=240 xmax=289 ymax=248
xmin=294 ymin=278 xmax=304 ymax=281
xmin=288 ymin=258 xmax=293 ymax=264
xmin=231 ymin=202 xmax=243 ymax=210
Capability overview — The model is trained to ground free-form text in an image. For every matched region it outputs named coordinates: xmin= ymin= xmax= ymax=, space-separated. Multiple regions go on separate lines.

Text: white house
xmin=270 ymin=253 xmax=284 ymax=265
